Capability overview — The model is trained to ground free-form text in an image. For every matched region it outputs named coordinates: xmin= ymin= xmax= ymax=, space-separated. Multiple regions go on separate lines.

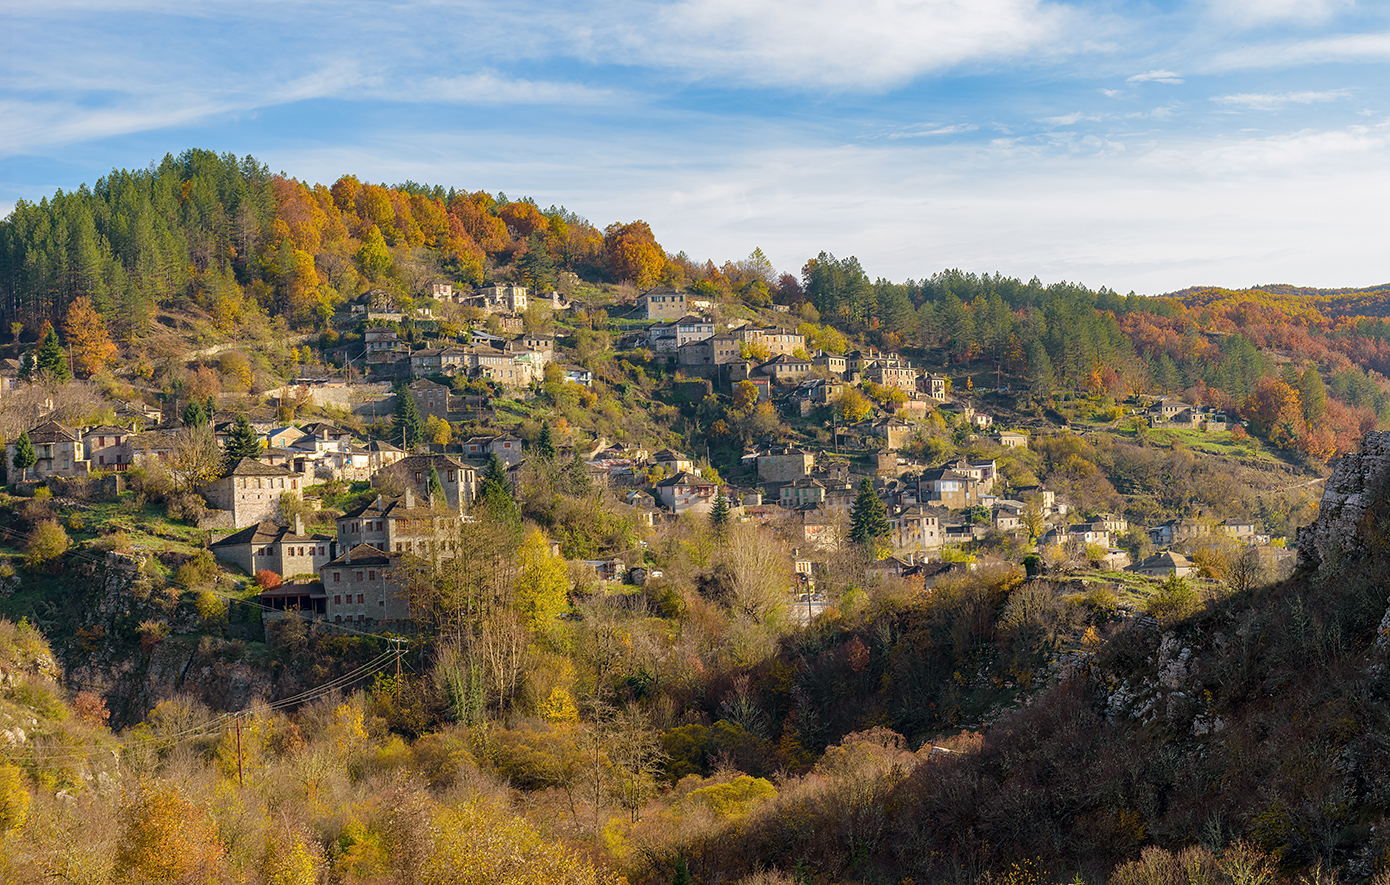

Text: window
xmin=357 ymin=594 xmax=364 ymax=604
xmin=333 ymin=572 xmax=340 ymax=582
xmin=335 ymin=615 xmax=342 ymax=623
xmin=368 ymin=570 xmax=376 ymax=580
xmin=334 ymin=595 xmax=341 ymax=605
xmin=355 ymin=571 xmax=363 ymax=581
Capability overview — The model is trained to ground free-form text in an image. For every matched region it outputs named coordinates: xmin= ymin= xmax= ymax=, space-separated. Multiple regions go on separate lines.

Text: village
xmin=0 ymin=279 xmax=1292 ymax=631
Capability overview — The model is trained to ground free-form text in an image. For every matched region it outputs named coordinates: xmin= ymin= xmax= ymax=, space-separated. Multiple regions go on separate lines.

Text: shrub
xmin=256 ymin=569 xmax=282 ymax=590
xmin=1145 ymin=573 xmax=1200 ymax=623
xmin=25 ymin=521 xmax=70 ymax=570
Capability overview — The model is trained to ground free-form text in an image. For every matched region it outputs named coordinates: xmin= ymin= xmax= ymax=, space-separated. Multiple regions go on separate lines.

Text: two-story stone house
xmin=210 ymin=515 xmax=335 ymax=579
xmin=7 ymin=420 xmax=88 ymax=480
xmin=321 ymin=544 xmax=409 ymax=624
xmin=202 ymin=458 xmax=302 ymax=528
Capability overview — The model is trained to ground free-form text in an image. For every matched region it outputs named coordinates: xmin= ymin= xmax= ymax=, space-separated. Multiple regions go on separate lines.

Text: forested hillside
xmin=4 ymin=150 xmax=1390 ymax=885
xmin=3 ymin=149 xmax=1388 ymax=470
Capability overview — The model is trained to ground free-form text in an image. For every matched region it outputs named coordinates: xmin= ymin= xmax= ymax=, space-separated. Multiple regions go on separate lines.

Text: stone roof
xmin=323 ymin=544 xmax=394 ymax=568
xmin=224 ymin=457 xmax=293 ymax=477
xmin=656 ymin=470 xmax=714 ymax=489
xmin=25 ymin=420 xmax=78 ymax=444
xmin=211 ymin=520 xmax=333 ymax=548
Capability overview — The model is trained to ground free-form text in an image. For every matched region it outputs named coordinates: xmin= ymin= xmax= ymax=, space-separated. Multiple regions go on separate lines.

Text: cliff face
xmin=59 ymin=556 xmax=273 ymax=728
xmin=1298 ymin=430 xmax=1390 ymax=570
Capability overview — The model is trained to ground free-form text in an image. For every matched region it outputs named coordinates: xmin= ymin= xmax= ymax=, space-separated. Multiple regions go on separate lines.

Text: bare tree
xmin=166 ymin=423 xmax=222 ymax=492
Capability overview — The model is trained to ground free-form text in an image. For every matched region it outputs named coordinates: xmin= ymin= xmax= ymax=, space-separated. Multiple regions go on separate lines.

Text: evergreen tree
xmin=427 ymin=463 xmax=445 ymax=501
xmin=849 ymin=479 xmax=891 ymax=548
xmin=710 ymin=490 xmax=730 ymax=532
xmin=476 ymin=453 xmax=520 ymax=525
xmin=12 ymin=432 xmax=36 ymax=482
xmin=34 ymin=325 xmax=70 ymax=382
xmin=536 ymin=421 xmax=556 ymax=460
xmin=17 ymin=351 xmax=34 ymax=383
xmin=392 ymin=382 xmax=424 ymax=449
xmin=182 ymin=399 xmax=208 ymax=427
xmin=222 ymin=415 xmax=262 ymax=471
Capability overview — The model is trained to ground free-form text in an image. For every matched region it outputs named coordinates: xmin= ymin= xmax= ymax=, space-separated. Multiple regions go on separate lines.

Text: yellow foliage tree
xmin=515 ymin=529 xmax=570 ymax=631
xmin=114 ymin=783 xmax=225 ymax=883
xmin=424 ymin=800 xmax=623 ymax=885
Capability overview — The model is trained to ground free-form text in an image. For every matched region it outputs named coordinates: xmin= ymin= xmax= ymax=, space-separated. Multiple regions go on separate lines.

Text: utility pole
xmin=234 ymin=714 xmax=244 ymax=788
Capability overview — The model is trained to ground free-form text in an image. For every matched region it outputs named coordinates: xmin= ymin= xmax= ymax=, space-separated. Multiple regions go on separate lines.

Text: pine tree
xmin=849 ymin=478 xmax=891 ymax=548
xmin=182 ymin=399 xmax=207 ymax=427
xmin=537 ymin=421 xmax=556 ymax=460
xmin=34 ymin=324 xmax=70 ymax=382
xmin=222 ymin=415 xmax=262 ymax=472
xmin=428 ymin=463 xmax=445 ymax=501
xmin=710 ymin=490 xmax=730 ymax=531
xmin=12 ymin=432 xmax=36 ymax=482
xmin=392 ymin=382 xmax=423 ymax=449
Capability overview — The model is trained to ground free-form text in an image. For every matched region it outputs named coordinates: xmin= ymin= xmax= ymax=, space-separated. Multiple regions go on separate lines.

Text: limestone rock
xmin=1298 ymin=430 xmax=1390 ymax=570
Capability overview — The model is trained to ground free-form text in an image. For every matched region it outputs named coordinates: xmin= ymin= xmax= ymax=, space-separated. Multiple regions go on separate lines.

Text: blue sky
xmin=3 ymin=0 xmax=1388 ymax=295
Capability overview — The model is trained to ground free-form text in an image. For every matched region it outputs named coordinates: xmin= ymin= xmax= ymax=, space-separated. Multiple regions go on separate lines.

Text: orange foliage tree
xmin=62 ymin=296 xmax=117 ymax=377
xmin=1241 ymin=377 xmax=1305 ymax=449
xmin=604 ymin=221 xmax=664 ymax=286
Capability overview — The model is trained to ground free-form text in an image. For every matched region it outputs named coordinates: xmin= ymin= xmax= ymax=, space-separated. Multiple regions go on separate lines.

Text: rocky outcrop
xmin=1298 ymin=430 xmax=1390 ymax=571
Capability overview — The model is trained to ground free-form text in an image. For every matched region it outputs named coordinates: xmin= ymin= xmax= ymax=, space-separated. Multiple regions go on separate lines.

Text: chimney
xmin=404 ymin=486 xmax=415 ymax=509
xmin=294 ymin=514 xmax=304 ymax=536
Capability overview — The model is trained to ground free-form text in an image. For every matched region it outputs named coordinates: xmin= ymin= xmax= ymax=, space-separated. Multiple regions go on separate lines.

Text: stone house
xmin=7 ymin=420 xmax=88 ymax=481
xmin=203 ymin=458 xmax=301 ymax=528
xmin=652 ymin=449 xmax=694 ymax=474
xmin=677 ymin=334 xmax=743 ymax=370
xmin=637 ymin=287 xmax=688 ymax=320
xmin=757 ymin=446 xmax=815 ymax=482
xmin=779 ymin=478 xmax=827 ymax=508
xmin=813 ymin=351 xmax=849 ymax=378
xmin=647 ymin=315 xmax=716 ymax=352
xmin=996 ymin=431 xmax=1028 ymax=448
xmin=82 ymin=425 xmax=134 ymax=471
xmin=475 ymin=284 xmax=529 ymax=314
xmin=409 ymin=378 xmax=452 ymax=419
xmin=210 ymin=515 xmax=335 ymax=579
xmin=375 ymin=453 xmax=478 ymax=510
xmin=1128 ymin=551 xmax=1195 ymax=578
xmin=758 ymin=354 xmax=812 ymax=382
xmin=655 ymin=471 xmax=717 ymax=513
xmin=321 ymin=544 xmax=409 ymax=624
xmin=924 ymin=374 xmax=949 ymax=401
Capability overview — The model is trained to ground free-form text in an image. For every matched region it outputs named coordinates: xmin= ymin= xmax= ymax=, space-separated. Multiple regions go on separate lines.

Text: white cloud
xmin=1127 ymin=70 xmax=1184 ymax=84
xmin=1042 ymin=112 xmax=1102 ymax=125
xmin=1206 ymin=0 xmax=1354 ymax=27
xmin=1212 ymin=89 xmax=1349 ymax=110
xmin=585 ymin=0 xmax=1084 ymax=90
xmin=1100 ymin=88 xmax=1123 ymax=98
xmin=1209 ymin=32 xmax=1390 ymax=70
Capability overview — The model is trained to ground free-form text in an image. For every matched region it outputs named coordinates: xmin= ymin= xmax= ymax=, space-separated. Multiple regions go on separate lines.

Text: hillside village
xmin=0 ymin=277 xmax=1297 ymax=634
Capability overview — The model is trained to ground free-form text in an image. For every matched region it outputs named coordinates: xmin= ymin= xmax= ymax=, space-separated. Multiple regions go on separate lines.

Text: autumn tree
xmin=114 ymin=783 xmax=226 ymax=883
xmin=62 ymin=296 xmax=117 ymax=378
xmin=603 ymin=221 xmax=664 ymax=286
xmin=1241 ymin=377 xmax=1305 ymax=449
xmin=836 ymin=388 xmax=873 ymax=424
xmin=515 ymin=528 xmax=569 ymax=630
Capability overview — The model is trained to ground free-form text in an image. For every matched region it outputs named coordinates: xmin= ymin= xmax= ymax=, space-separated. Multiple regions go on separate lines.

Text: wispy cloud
xmin=1206 ymin=0 xmax=1354 ymax=27
xmin=1209 ymin=32 xmax=1390 ymax=70
xmin=1127 ymin=70 xmax=1184 ymax=84
xmin=1212 ymin=89 xmax=1349 ymax=110
xmin=586 ymin=0 xmax=1086 ymax=90
xmin=1100 ymin=88 xmax=1123 ymax=98
xmin=377 ymin=73 xmax=616 ymax=106
xmin=886 ymin=123 xmax=980 ymax=140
